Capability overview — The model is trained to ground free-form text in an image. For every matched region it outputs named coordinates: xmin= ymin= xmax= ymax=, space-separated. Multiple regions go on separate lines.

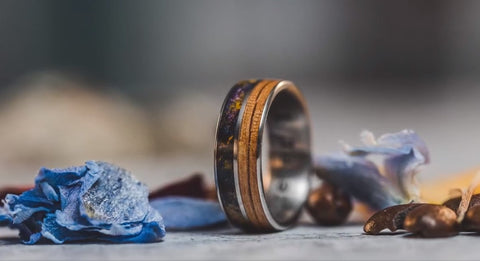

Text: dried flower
xmin=149 ymin=173 xmax=217 ymax=201
xmin=150 ymin=197 xmax=226 ymax=230
xmin=315 ymin=130 xmax=429 ymax=211
xmin=0 ymin=161 xmax=165 ymax=244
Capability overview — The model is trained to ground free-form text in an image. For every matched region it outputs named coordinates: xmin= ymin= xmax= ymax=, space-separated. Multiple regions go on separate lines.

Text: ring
xmin=214 ymin=79 xmax=312 ymax=232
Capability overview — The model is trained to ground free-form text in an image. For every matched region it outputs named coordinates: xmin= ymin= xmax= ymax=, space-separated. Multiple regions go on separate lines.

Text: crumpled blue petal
xmin=315 ymin=130 xmax=429 ymax=211
xmin=150 ymin=196 xmax=227 ymax=230
xmin=0 ymin=161 xmax=165 ymax=244
xmin=315 ymin=153 xmax=404 ymax=210
xmin=0 ymin=207 xmax=11 ymax=226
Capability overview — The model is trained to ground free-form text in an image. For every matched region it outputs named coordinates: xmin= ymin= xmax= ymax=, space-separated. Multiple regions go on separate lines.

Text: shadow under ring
xmin=214 ymin=79 xmax=312 ymax=232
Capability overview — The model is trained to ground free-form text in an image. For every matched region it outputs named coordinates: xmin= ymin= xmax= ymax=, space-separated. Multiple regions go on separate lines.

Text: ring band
xmin=214 ymin=79 xmax=312 ymax=232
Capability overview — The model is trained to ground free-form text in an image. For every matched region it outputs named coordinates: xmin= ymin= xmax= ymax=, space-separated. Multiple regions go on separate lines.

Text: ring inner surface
xmin=261 ymin=87 xmax=311 ymax=226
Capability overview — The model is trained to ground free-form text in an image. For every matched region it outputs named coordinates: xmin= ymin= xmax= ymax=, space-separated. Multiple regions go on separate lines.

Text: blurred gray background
xmin=0 ymin=0 xmax=479 ymax=187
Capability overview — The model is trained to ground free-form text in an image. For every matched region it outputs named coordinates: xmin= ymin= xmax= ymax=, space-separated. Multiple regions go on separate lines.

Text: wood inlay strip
xmin=247 ymin=80 xmax=279 ymax=229
xmin=237 ymin=80 xmax=268 ymax=228
xmin=238 ymin=79 xmax=279 ymax=230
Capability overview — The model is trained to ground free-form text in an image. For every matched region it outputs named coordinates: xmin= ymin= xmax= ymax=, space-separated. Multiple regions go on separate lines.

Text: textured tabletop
xmin=1 ymin=225 xmax=479 ymax=260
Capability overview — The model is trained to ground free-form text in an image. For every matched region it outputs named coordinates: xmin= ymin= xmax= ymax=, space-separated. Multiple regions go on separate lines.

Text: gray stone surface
xmin=1 ymin=225 xmax=480 ymax=260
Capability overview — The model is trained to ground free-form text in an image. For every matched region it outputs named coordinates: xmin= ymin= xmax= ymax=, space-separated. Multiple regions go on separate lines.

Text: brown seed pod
xmin=462 ymin=205 xmax=480 ymax=231
xmin=404 ymin=204 xmax=459 ymax=237
xmin=0 ymin=185 xmax=33 ymax=200
xmin=148 ymin=173 xmax=213 ymax=200
xmin=363 ymin=203 xmax=424 ymax=234
xmin=306 ymin=182 xmax=352 ymax=226
xmin=442 ymin=194 xmax=480 ymax=212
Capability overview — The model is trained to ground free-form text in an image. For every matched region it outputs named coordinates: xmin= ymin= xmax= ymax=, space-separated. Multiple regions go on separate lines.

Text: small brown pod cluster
xmin=364 ymin=194 xmax=480 ymax=238
xmin=463 ymin=205 xmax=480 ymax=231
xmin=443 ymin=194 xmax=480 ymax=232
xmin=306 ymin=182 xmax=352 ymax=226
xmin=363 ymin=203 xmax=425 ymax=234
xmin=442 ymin=194 xmax=480 ymax=213
xmin=403 ymin=205 xmax=458 ymax=237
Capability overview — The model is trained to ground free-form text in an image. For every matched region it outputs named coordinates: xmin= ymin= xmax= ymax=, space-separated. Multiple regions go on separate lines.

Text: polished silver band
xmin=214 ymin=79 xmax=312 ymax=232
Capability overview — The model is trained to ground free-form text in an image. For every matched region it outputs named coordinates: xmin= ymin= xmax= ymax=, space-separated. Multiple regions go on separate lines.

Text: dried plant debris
xmin=443 ymin=193 xmax=480 ymax=232
xmin=315 ymin=130 xmax=429 ymax=211
xmin=461 ymin=205 xmax=480 ymax=231
xmin=0 ymin=186 xmax=33 ymax=202
xmin=150 ymin=197 xmax=227 ymax=230
xmin=365 ymin=203 xmax=459 ymax=237
xmin=454 ymin=172 xmax=480 ymax=223
xmin=0 ymin=161 xmax=165 ymax=244
xmin=306 ymin=182 xmax=352 ymax=226
xmin=364 ymin=171 xmax=480 ymax=238
xmin=442 ymin=194 xmax=480 ymax=213
xmin=442 ymin=194 xmax=480 ymax=212
xmin=149 ymin=173 xmax=217 ymax=201
xmin=403 ymin=205 xmax=459 ymax=238
xmin=364 ymin=203 xmax=424 ymax=234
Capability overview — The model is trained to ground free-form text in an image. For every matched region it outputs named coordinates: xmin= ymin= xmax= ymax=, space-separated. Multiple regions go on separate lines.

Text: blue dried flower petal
xmin=0 ymin=207 xmax=11 ymax=226
xmin=347 ymin=130 xmax=429 ymax=159
xmin=315 ymin=130 xmax=430 ymax=210
xmin=41 ymin=210 xmax=165 ymax=244
xmin=315 ymin=154 xmax=403 ymax=210
xmin=150 ymin=197 xmax=227 ymax=230
xmin=39 ymin=182 xmax=59 ymax=202
xmin=345 ymin=130 xmax=429 ymax=200
xmin=80 ymin=162 xmax=151 ymax=225
xmin=23 ymin=232 xmax=42 ymax=245
xmin=0 ymin=161 xmax=165 ymax=244
xmin=35 ymin=165 xmax=88 ymax=187
xmin=5 ymin=190 xmax=55 ymax=209
xmin=374 ymin=129 xmax=429 ymax=162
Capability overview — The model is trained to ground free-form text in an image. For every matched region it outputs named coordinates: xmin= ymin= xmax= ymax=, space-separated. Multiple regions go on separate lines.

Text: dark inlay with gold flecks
xmin=215 ymin=79 xmax=259 ymax=228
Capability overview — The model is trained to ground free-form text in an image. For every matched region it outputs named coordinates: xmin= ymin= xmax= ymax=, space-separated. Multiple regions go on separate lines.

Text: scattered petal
xmin=150 ymin=196 xmax=227 ymax=230
xmin=347 ymin=130 xmax=429 ymax=200
xmin=0 ymin=161 xmax=165 ymax=244
xmin=315 ymin=130 xmax=429 ymax=210
xmin=315 ymin=154 xmax=403 ymax=210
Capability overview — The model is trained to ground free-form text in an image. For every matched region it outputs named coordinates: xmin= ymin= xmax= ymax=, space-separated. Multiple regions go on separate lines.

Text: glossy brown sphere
xmin=306 ymin=182 xmax=352 ymax=226
xmin=462 ymin=205 xmax=480 ymax=231
xmin=404 ymin=204 xmax=458 ymax=237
